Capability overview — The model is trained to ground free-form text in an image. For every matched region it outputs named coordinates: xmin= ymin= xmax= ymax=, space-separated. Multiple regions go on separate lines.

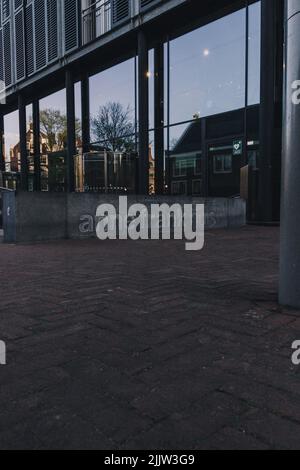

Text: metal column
xmin=81 ymin=75 xmax=90 ymax=154
xmin=279 ymin=1 xmax=300 ymax=307
xmin=0 ymin=110 xmax=4 ymax=174
xmin=138 ymin=30 xmax=149 ymax=195
xmin=258 ymin=0 xmax=284 ymax=222
xmin=66 ymin=69 xmax=76 ymax=192
xmin=201 ymin=118 xmax=208 ymax=197
xmin=154 ymin=43 xmax=164 ymax=195
xmin=33 ymin=99 xmax=41 ymax=191
xmin=18 ymin=94 xmax=28 ymax=191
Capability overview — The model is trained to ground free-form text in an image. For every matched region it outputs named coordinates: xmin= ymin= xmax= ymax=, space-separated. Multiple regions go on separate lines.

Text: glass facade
xmin=89 ymin=58 xmax=137 ymax=150
xmin=76 ymin=57 xmax=138 ymax=193
xmin=39 ymin=89 xmax=67 ymax=191
xmin=248 ymin=1 xmax=261 ymax=105
xmin=148 ymin=49 xmax=155 ymax=131
xmin=26 ymin=104 xmax=34 ymax=191
xmin=75 ymin=82 xmax=82 ymax=153
xmin=0 ymin=1 xmax=261 ymax=197
xmin=3 ymin=110 xmax=19 ymax=188
xmin=168 ymin=122 xmax=203 ymax=196
xmin=82 ymin=0 xmax=112 ymax=45
xmin=168 ymin=9 xmax=246 ymax=125
xmin=162 ymin=1 xmax=261 ymax=197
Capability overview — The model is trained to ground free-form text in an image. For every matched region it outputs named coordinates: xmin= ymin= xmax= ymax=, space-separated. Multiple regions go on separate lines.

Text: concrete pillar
xmin=138 ymin=30 xmax=149 ymax=195
xmin=66 ymin=69 xmax=76 ymax=192
xmin=279 ymin=1 xmax=300 ymax=307
xmin=18 ymin=94 xmax=28 ymax=191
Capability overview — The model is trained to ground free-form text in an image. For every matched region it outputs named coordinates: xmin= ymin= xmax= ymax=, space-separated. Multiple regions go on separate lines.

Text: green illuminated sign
xmin=233 ymin=140 xmax=243 ymax=156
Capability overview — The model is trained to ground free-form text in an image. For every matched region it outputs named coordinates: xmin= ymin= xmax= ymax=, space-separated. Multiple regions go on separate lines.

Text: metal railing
xmin=75 ymin=150 xmax=137 ymax=193
xmin=82 ymin=0 xmax=112 ymax=45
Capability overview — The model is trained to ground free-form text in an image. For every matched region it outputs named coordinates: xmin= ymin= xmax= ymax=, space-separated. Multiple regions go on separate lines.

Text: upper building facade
xmin=0 ymin=0 xmax=285 ymax=223
xmin=0 ymin=0 xmax=191 ymax=95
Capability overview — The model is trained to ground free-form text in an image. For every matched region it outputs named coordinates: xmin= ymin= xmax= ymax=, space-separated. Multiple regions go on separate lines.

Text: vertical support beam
xmin=81 ymin=75 xmax=90 ymax=153
xmin=243 ymin=1 xmax=249 ymax=169
xmin=279 ymin=1 xmax=300 ymax=307
xmin=138 ymin=30 xmax=149 ymax=195
xmin=166 ymin=39 xmax=171 ymax=195
xmin=0 ymin=110 xmax=5 ymax=174
xmin=154 ymin=43 xmax=164 ymax=195
xmin=18 ymin=94 xmax=28 ymax=191
xmin=66 ymin=69 xmax=76 ymax=192
xmin=258 ymin=0 xmax=284 ymax=222
xmin=201 ymin=118 xmax=208 ymax=197
xmin=33 ymin=99 xmax=41 ymax=191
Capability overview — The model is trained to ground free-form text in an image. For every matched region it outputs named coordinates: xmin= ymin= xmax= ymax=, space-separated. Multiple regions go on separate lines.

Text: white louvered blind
xmin=3 ymin=19 xmax=12 ymax=86
xmin=47 ymin=0 xmax=58 ymax=62
xmin=112 ymin=0 xmax=130 ymax=26
xmin=14 ymin=7 xmax=25 ymax=80
xmin=63 ymin=0 xmax=79 ymax=53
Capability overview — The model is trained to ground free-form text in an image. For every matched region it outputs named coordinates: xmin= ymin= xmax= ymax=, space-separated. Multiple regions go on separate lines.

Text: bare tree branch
xmin=91 ymin=102 xmax=135 ymax=152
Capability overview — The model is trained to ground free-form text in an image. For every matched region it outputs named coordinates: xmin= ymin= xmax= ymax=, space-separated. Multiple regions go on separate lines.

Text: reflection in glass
xmin=82 ymin=0 xmax=111 ymax=45
xmin=148 ymin=49 xmax=155 ymax=131
xmin=91 ymin=102 xmax=135 ymax=152
xmin=78 ymin=60 xmax=138 ymax=194
xmin=168 ymin=122 xmax=203 ymax=196
xmin=169 ymin=9 xmax=246 ymax=124
xmin=75 ymin=81 xmax=82 ymax=153
xmin=39 ymin=89 xmax=69 ymax=191
xmin=26 ymin=104 xmax=34 ymax=191
xmin=213 ymin=154 xmax=233 ymax=174
xmin=89 ymin=58 xmax=136 ymax=148
xmin=3 ymin=111 xmax=20 ymax=189
xmin=74 ymin=151 xmax=137 ymax=194
xmin=248 ymin=1 xmax=261 ymax=105
xmin=149 ymin=130 xmax=155 ymax=194
xmin=208 ymin=143 xmax=240 ymax=197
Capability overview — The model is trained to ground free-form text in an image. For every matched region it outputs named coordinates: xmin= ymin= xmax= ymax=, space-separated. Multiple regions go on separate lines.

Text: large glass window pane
xmin=148 ymin=49 xmax=155 ymax=131
xmin=169 ymin=9 xmax=246 ymax=124
xmin=39 ymin=89 xmax=67 ymax=191
xmin=82 ymin=0 xmax=111 ymax=44
xmin=167 ymin=122 xmax=203 ymax=196
xmin=75 ymin=81 xmax=82 ymax=153
xmin=26 ymin=104 xmax=34 ymax=191
xmin=76 ymin=59 xmax=137 ymax=193
xmin=89 ymin=58 xmax=136 ymax=148
xmin=248 ymin=1 xmax=261 ymax=105
xmin=4 ymin=111 xmax=19 ymax=178
xmin=149 ymin=130 xmax=155 ymax=194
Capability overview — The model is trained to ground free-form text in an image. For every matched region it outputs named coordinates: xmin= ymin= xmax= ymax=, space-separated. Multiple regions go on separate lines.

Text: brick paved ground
xmin=0 ymin=226 xmax=300 ymax=450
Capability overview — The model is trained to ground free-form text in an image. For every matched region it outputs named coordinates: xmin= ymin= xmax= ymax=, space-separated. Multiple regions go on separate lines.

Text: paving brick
xmin=0 ymin=227 xmax=300 ymax=449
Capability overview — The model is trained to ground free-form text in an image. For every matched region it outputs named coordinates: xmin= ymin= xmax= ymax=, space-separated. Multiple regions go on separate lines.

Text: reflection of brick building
xmin=149 ymin=144 xmax=155 ymax=195
xmin=5 ymin=124 xmax=71 ymax=191
xmin=168 ymin=107 xmax=260 ymax=197
xmin=9 ymin=123 xmax=79 ymax=169
xmin=9 ymin=143 xmax=20 ymax=172
xmin=9 ymin=124 xmax=50 ymax=172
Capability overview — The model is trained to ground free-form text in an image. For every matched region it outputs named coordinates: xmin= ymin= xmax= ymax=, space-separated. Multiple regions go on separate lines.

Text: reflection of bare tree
xmin=91 ymin=102 xmax=135 ymax=152
xmin=40 ymin=109 xmax=81 ymax=152
xmin=170 ymin=138 xmax=178 ymax=151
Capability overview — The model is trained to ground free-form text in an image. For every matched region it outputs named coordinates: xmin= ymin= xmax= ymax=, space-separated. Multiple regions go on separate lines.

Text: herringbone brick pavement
xmin=0 ymin=226 xmax=300 ymax=449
